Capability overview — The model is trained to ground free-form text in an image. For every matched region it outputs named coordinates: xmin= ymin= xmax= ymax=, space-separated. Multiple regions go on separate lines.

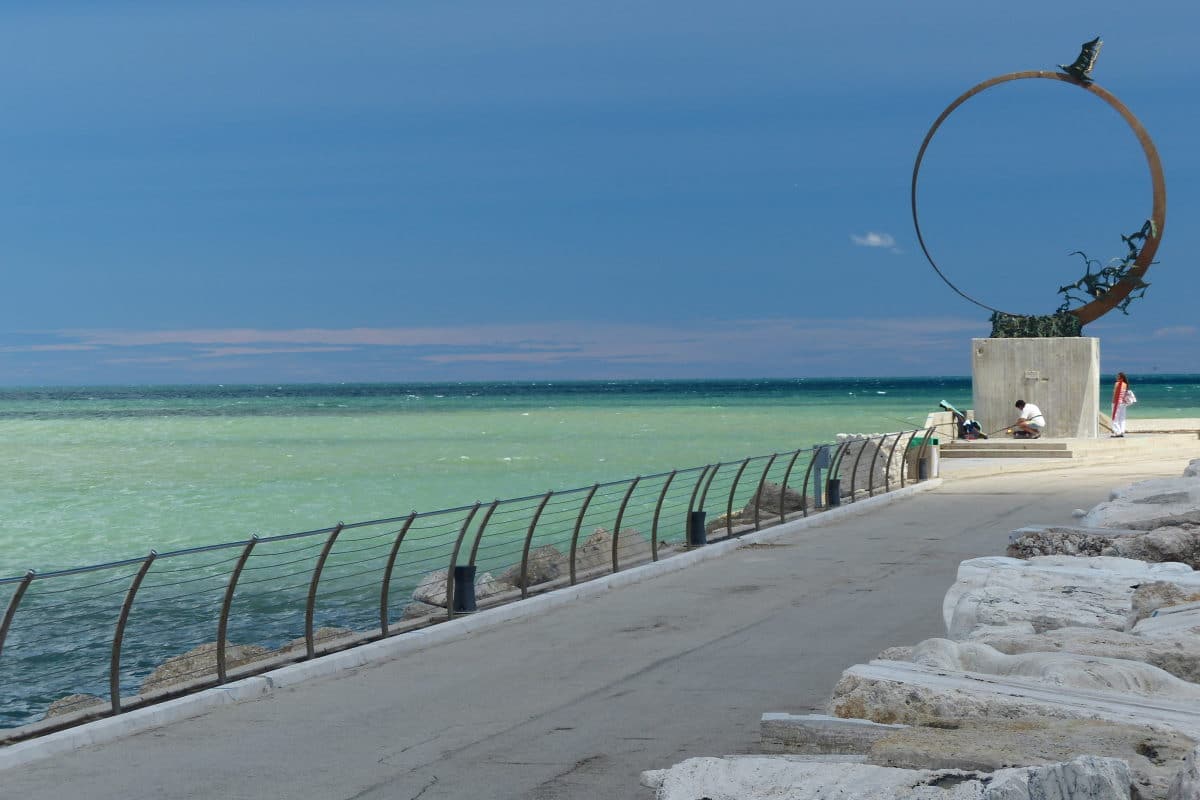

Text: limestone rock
xmin=835 ymin=434 xmax=908 ymax=496
xmin=1083 ymin=477 xmax=1200 ymax=530
xmin=574 ymin=528 xmax=652 ymax=573
xmin=708 ymin=477 xmax=813 ymax=537
xmin=1008 ymin=525 xmax=1200 ymax=570
xmin=1168 ymin=745 xmax=1200 ymax=800
xmin=496 ymin=545 xmax=567 ymax=589
xmin=869 ymin=717 xmax=1192 ymax=800
xmin=759 ymin=713 xmax=907 ymax=755
xmin=1132 ymin=603 xmax=1200 ymax=638
xmin=1007 ymin=526 xmax=1140 ymax=560
xmin=401 ymin=600 xmax=443 ymax=620
xmin=140 ymin=641 xmax=272 ymax=694
xmin=909 ymin=638 xmax=1200 ymax=701
xmin=473 ymin=571 xmax=511 ymax=600
xmin=970 ymin=625 xmax=1200 ymax=684
xmin=828 ymin=661 xmax=1200 ymax=736
xmin=1129 ymin=582 xmax=1200 ymax=628
xmin=644 ymin=757 xmax=958 ymax=800
xmin=573 ymin=528 xmax=613 ymax=572
xmin=43 ymin=693 xmax=105 ymax=719
xmin=877 ymin=645 xmax=915 ymax=661
xmin=943 ymin=556 xmax=1200 ymax=639
xmin=412 ymin=568 xmax=511 ymax=606
xmin=1108 ymin=528 xmax=1200 ymax=571
xmin=984 ymin=756 xmax=1132 ymax=800
xmin=643 ymin=755 xmax=1131 ymax=800
xmin=280 ymin=626 xmax=356 ymax=654
xmin=746 ymin=480 xmax=806 ymax=516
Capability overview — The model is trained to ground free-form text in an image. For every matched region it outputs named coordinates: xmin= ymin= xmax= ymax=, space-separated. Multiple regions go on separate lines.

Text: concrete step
xmin=942 ymin=440 xmax=1074 ymax=460
xmin=940 ymin=448 xmax=1074 ymax=459
xmin=943 ymin=440 xmax=1069 ymax=450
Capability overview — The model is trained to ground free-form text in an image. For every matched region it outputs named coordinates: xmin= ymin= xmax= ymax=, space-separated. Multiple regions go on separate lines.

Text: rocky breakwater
xmin=705 ymin=480 xmax=808 ymax=537
xmin=642 ymin=459 xmax=1200 ymax=799
xmin=702 ymin=440 xmax=910 ymax=537
xmin=403 ymin=526 xmax=659 ymax=618
xmin=1008 ymin=459 xmax=1200 ymax=570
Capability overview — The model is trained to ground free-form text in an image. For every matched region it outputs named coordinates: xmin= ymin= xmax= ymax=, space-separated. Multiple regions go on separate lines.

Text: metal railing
xmin=0 ymin=428 xmax=934 ymax=741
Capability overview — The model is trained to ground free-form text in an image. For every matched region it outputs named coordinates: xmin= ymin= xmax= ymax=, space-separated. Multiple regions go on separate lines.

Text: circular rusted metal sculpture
xmin=911 ymin=70 xmax=1166 ymax=325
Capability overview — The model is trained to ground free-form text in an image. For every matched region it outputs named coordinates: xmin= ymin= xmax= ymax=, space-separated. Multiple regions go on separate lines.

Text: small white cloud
xmin=851 ymin=231 xmax=896 ymax=249
xmin=1152 ymin=325 xmax=1197 ymax=339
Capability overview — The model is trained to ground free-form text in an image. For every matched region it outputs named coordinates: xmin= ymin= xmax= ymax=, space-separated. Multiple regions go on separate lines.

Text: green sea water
xmin=2 ymin=376 xmax=1199 ymax=729
xmin=2 ymin=377 xmax=1198 ymax=576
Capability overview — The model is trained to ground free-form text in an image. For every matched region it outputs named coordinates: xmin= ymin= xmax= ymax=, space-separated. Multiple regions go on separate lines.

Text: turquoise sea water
xmin=3 ymin=376 xmax=1199 ymax=577
xmin=1 ymin=376 xmax=1199 ymax=728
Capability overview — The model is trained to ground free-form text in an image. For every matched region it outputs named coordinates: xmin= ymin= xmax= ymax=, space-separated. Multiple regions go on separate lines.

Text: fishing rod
xmin=879 ymin=414 xmax=926 ymax=428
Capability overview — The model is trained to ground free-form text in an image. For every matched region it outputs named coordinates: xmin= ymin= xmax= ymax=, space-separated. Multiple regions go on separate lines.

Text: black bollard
xmin=826 ymin=478 xmax=841 ymax=507
xmin=687 ymin=510 xmax=707 ymax=547
xmin=452 ymin=565 xmax=477 ymax=613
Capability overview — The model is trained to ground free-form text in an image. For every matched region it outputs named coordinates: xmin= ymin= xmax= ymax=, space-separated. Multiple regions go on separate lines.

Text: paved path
xmin=3 ymin=456 xmax=1195 ymax=800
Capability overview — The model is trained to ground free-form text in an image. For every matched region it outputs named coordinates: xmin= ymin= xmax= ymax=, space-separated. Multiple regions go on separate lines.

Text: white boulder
xmin=642 ymin=755 xmax=1132 ymax=800
xmin=829 ymin=660 xmax=1200 ymax=737
xmin=1168 ymin=745 xmax=1200 ymax=800
xmin=1083 ymin=477 xmax=1200 ymax=530
xmin=967 ymin=624 xmax=1200 ymax=683
xmin=1132 ymin=602 xmax=1200 ymax=638
xmin=943 ymin=556 xmax=1200 ymax=638
xmin=411 ymin=569 xmax=509 ymax=607
xmin=910 ymin=638 xmax=1200 ymax=700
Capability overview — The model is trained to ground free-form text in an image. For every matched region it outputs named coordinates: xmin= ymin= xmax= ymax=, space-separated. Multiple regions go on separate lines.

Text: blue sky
xmin=2 ymin=1 xmax=1197 ymax=385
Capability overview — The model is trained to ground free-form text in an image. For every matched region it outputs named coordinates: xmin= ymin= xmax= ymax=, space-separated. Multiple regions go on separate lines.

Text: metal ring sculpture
xmin=911 ymin=70 xmax=1166 ymax=325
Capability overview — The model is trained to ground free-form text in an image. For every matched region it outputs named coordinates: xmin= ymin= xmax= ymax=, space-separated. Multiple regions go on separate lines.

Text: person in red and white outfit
xmin=1111 ymin=372 xmax=1131 ymax=438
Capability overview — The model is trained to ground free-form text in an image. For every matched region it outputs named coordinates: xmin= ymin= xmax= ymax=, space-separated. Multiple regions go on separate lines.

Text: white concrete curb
xmin=0 ymin=479 xmax=941 ymax=770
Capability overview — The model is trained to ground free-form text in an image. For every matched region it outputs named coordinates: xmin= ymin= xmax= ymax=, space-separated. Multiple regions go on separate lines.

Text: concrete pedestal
xmin=972 ymin=338 xmax=1099 ymax=439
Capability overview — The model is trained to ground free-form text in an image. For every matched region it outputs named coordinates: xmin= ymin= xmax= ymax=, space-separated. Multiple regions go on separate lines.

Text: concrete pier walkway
xmin=3 ymin=450 xmax=1197 ymax=799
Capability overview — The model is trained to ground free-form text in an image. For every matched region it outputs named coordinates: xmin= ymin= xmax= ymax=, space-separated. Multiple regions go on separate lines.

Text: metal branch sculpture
xmin=1055 ymin=221 xmax=1154 ymax=315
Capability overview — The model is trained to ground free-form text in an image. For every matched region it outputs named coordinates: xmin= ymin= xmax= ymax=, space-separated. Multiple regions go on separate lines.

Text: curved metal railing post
xmin=567 ymin=485 xmax=599 ymax=586
xmin=305 ymin=523 xmax=345 ymax=659
xmin=650 ymin=470 xmax=677 ymax=560
xmin=467 ymin=500 xmax=501 ymax=567
xmin=445 ymin=504 xmax=482 ymax=619
xmin=379 ymin=512 xmax=418 ymax=636
xmin=848 ymin=435 xmax=870 ymax=501
xmin=725 ymin=458 xmax=752 ymax=538
xmin=611 ymin=477 xmax=641 ymax=573
xmin=915 ymin=426 xmax=937 ymax=482
xmin=0 ymin=570 xmax=35 ymax=662
xmin=826 ymin=439 xmax=852 ymax=505
xmin=798 ymin=447 xmax=820 ymax=516
xmin=696 ymin=462 xmax=721 ymax=514
xmin=751 ymin=454 xmax=778 ymax=531
xmin=684 ymin=465 xmax=713 ymax=543
xmin=217 ymin=536 xmax=258 ymax=682
xmin=778 ymin=449 xmax=806 ymax=522
xmin=110 ymin=551 xmax=157 ymax=714
xmin=517 ymin=491 xmax=555 ymax=598
xmin=898 ymin=429 xmax=917 ymax=489
xmin=884 ymin=431 xmax=907 ymax=493
xmin=866 ymin=434 xmax=886 ymax=497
